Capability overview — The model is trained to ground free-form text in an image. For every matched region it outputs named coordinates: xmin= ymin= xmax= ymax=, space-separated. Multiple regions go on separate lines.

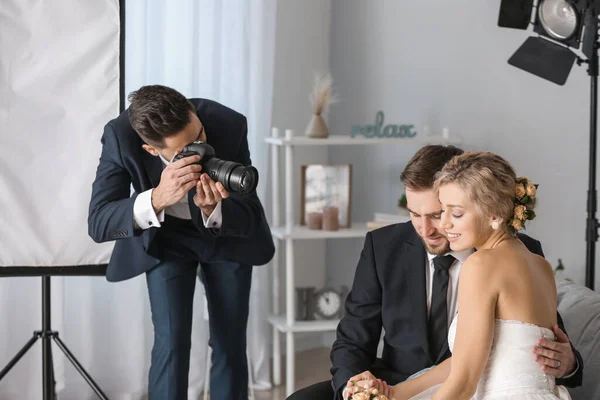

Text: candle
xmin=322 ymin=206 xmax=339 ymax=231
xmin=307 ymin=212 xmax=323 ymax=230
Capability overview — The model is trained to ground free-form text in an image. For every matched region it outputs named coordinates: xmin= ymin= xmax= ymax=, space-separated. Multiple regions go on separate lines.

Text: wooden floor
xmin=144 ymin=347 xmax=331 ymax=400
xmin=202 ymin=347 xmax=329 ymax=400
xmin=253 ymin=347 xmax=331 ymax=400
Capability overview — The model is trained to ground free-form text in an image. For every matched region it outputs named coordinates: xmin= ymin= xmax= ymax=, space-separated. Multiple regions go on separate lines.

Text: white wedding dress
xmin=409 ymin=315 xmax=572 ymax=399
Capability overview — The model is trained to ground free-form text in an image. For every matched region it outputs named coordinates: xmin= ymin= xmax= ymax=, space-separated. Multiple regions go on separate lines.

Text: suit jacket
xmin=88 ymin=98 xmax=275 ymax=282
xmin=330 ymin=221 xmax=583 ymax=399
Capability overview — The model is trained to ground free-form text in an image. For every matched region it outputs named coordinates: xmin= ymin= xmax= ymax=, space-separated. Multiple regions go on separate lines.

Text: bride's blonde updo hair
xmin=433 ymin=151 xmax=538 ymax=233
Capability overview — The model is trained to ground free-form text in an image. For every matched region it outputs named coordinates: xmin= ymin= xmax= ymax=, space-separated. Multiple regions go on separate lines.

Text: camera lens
xmin=235 ymin=166 xmax=258 ymax=194
xmin=203 ymin=158 xmax=259 ymax=195
xmin=241 ymin=173 xmax=251 ymax=189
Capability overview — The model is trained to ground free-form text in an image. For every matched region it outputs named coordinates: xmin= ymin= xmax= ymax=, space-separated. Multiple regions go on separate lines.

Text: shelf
xmin=265 ymin=135 xmax=461 ymax=146
xmin=267 ymin=125 xmax=468 ymax=396
xmin=268 ymin=315 xmax=340 ymax=333
xmin=271 ymin=222 xmax=372 ymax=239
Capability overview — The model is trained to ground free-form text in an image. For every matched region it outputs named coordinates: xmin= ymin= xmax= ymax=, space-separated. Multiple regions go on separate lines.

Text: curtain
xmin=0 ymin=0 xmax=277 ymax=398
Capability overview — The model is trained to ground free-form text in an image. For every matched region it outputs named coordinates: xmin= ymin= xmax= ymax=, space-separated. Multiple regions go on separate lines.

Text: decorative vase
xmin=305 ymin=114 xmax=329 ymax=138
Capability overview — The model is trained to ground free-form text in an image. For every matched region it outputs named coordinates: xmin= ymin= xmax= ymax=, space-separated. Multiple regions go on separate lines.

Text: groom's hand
xmin=343 ymin=371 xmax=377 ymax=400
xmin=532 ymin=324 xmax=576 ymax=378
xmin=343 ymin=371 xmax=395 ymax=399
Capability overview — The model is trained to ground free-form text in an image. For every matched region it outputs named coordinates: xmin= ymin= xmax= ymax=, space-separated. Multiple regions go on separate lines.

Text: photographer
xmin=88 ymin=85 xmax=274 ymax=400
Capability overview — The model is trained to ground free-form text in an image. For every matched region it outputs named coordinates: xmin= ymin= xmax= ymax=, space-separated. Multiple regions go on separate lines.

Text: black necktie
xmin=428 ymin=254 xmax=455 ymax=359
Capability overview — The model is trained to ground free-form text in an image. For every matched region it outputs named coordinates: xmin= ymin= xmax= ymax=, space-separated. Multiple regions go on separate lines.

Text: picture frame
xmin=300 ymin=163 xmax=352 ymax=228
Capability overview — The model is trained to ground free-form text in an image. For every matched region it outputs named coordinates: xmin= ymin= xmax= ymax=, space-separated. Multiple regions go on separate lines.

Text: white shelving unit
xmin=266 ymin=128 xmax=462 ymax=396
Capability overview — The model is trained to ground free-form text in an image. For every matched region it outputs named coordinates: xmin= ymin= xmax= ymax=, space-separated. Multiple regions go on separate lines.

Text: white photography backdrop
xmin=0 ymin=0 xmax=277 ymax=399
xmin=0 ymin=0 xmax=120 ymax=398
xmin=0 ymin=1 xmax=119 ymax=266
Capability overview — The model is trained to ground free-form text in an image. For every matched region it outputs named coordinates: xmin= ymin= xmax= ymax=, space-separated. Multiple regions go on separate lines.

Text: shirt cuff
xmin=561 ymin=357 xmax=580 ymax=379
xmin=133 ymin=189 xmax=165 ymax=230
xmin=201 ymin=201 xmax=222 ymax=228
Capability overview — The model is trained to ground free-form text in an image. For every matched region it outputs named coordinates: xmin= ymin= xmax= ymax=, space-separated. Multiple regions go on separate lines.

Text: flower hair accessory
xmin=509 ymin=176 xmax=538 ymax=233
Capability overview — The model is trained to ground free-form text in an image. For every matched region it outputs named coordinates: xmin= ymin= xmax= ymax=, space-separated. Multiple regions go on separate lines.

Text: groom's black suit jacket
xmin=330 ymin=221 xmax=583 ymax=398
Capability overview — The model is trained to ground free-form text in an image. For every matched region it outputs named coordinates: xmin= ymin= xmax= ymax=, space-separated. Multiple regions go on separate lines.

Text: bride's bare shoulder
xmin=458 ymin=251 xmax=503 ymax=295
xmin=463 ymin=244 xmax=554 ymax=280
xmin=460 ymin=250 xmax=499 ymax=277
xmin=460 ymin=246 xmax=518 ymax=278
xmin=529 ymin=251 xmax=555 ymax=277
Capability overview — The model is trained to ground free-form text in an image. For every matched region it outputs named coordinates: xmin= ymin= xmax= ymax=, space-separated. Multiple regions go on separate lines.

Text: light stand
xmin=499 ymin=0 xmax=599 ymax=290
xmin=585 ymin=27 xmax=598 ymax=290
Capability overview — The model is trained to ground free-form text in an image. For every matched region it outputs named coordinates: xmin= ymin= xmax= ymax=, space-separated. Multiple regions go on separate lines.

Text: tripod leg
xmin=52 ymin=336 xmax=109 ymax=400
xmin=0 ymin=335 xmax=39 ymax=380
xmin=49 ymin=339 xmax=58 ymax=400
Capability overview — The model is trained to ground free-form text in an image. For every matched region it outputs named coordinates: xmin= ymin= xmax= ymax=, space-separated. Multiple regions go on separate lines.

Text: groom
xmin=288 ymin=145 xmax=583 ymax=400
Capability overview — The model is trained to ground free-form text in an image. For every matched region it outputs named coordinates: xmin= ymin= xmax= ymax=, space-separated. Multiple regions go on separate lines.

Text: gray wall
xmin=270 ymin=0 xmax=332 ymax=352
xmin=325 ymin=0 xmax=597 ymax=320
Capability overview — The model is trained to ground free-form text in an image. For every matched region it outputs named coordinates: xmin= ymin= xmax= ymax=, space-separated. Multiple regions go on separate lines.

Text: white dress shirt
xmin=425 ymin=249 xmax=474 ymax=328
xmin=132 ymin=154 xmax=222 ymax=230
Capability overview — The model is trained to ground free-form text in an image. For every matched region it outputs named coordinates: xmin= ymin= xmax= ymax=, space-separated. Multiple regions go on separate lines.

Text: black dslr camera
xmin=173 ymin=141 xmax=258 ymax=195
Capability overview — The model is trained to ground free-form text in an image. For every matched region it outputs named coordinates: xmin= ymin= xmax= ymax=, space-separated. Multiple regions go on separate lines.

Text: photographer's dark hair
xmin=401 ymin=145 xmax=464 ymax=190
xmin=127 ymin=85 xmax=195 ymax=148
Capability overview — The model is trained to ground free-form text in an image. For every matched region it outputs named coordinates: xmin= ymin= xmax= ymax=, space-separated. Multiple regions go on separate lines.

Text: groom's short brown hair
xmin=401 ymin=145 xmax=464 ymax=190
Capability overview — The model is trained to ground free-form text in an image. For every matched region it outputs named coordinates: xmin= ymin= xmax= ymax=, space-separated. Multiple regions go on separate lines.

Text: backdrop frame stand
xmin=0 ymin=0 xmax=126 ymax=396
xmin=0 ymin=267 xmax=109 ymax=400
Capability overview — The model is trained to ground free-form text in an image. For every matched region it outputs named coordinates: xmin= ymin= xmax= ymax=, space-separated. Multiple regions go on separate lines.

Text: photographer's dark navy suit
xmin=88 ymin=98 xmax=274 ymax=400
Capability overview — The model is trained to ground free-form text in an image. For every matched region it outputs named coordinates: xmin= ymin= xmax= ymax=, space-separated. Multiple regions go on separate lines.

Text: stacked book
xmin=366 ymin=211 xmax=411 ymax=230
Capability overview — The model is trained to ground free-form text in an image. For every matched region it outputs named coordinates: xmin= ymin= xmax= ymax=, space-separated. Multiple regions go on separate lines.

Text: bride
xmin=355 ymin=151 xmax=572 ymax=400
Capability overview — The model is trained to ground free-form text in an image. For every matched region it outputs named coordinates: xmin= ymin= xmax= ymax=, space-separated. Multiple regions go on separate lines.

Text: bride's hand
xmin=347 ymin=380 xmax=395 ymax=400
xmin=343 ymin=373 xmax=395 ymax=399
xmin=344 ymin=371 xmax=379 ymax=399
xmin=364 ymin=378 xmax=394 ymax=399
xmin=344 ymin=371 xmax=376 ymax=399
xmin=345 ymin=379 xmax=389 ymax=399
xmin=377 ymin=379 xmax=395 ymax=399
xmin=391 ymin=382 xmax=412 ymax=400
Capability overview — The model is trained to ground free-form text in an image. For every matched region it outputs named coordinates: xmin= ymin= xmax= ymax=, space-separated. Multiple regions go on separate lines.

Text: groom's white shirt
xmin=406 ymin=249 xmax=473 ymax=382
xmin=425 ymin=249 xmax=474 ymax=328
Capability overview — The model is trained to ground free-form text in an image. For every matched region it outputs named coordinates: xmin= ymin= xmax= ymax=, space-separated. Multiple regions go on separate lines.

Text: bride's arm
xmin=432 ymin=252 xmax=499 ymax=400
xmin=392 ymin=358 xmax=451 ymax=399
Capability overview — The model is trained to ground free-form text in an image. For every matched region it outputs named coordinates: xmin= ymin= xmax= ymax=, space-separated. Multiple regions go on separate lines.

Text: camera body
xmin=173 ymin=141 xmax=258 ymax=195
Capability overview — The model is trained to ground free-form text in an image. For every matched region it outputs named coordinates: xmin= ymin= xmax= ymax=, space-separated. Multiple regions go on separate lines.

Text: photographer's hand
xmin=152 ymin=155 xmax=202 ymax=213
xmin=193 ymin=173 xmax=229 ymax=216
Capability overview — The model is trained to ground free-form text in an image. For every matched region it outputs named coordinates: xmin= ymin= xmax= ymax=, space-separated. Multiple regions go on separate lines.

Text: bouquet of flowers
xmin=348 ymin=386 xmax=391 ymax=400
xmin=509 ymin=176 xmax=538 ymax=233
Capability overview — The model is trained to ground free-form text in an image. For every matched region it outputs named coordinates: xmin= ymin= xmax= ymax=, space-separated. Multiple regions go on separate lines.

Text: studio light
xmin=498 ymin=0 xmax=599 ymax=290
xmin=538 ymin=0 xmax=578 ymax=40
xmin=498 ymin=0 xmax=591 ymax=85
